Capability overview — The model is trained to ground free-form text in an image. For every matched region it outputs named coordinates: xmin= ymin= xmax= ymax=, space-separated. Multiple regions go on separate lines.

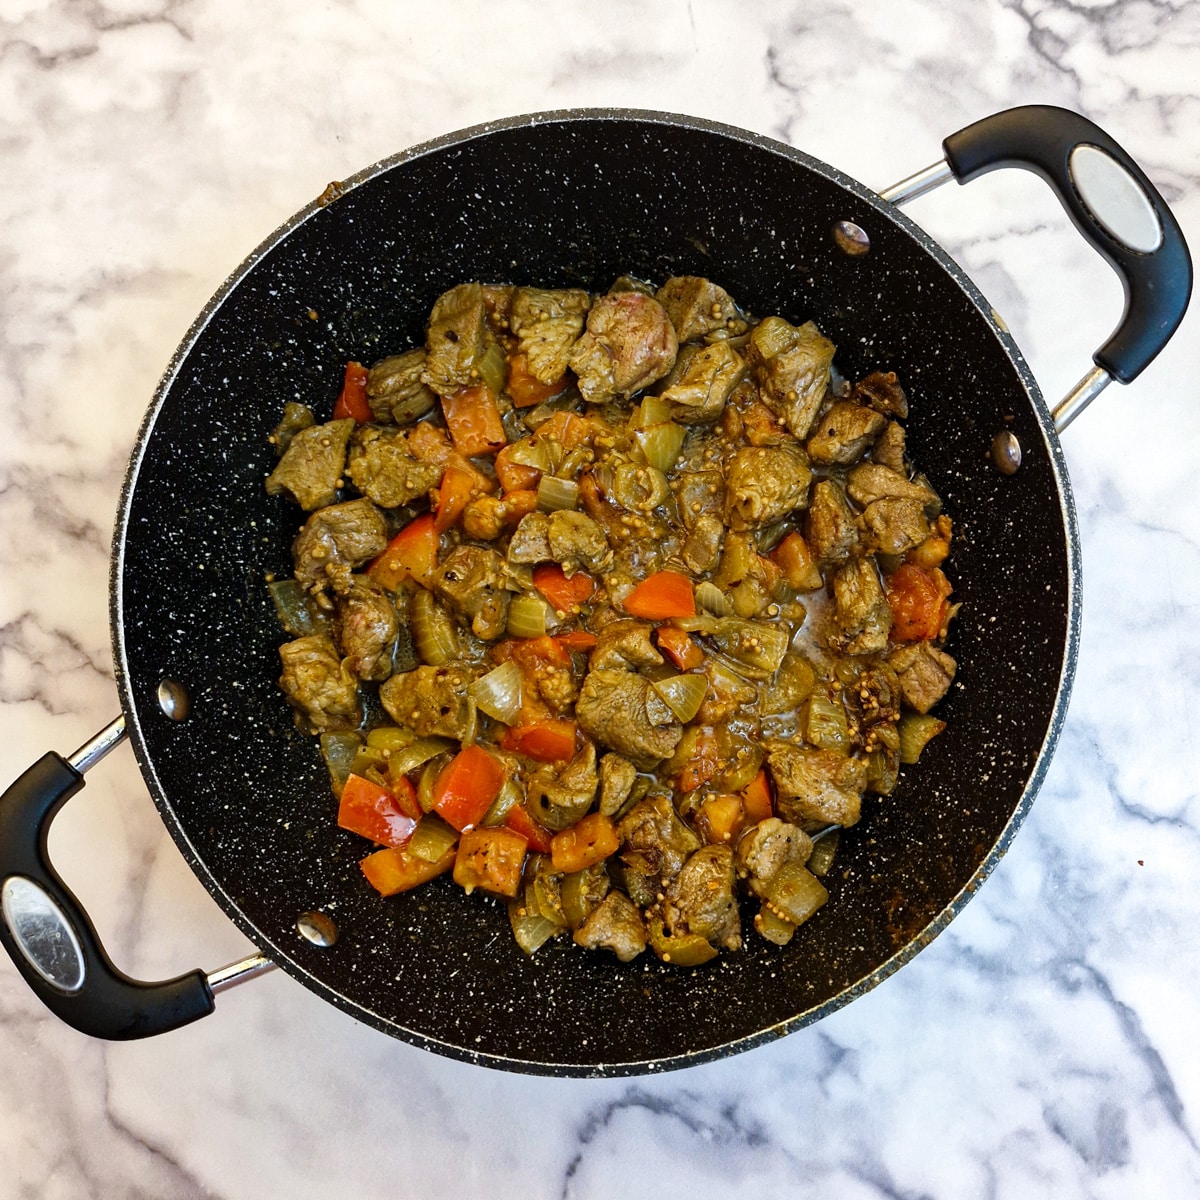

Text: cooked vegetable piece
xmin=897 ymin=712 xmax=947 ymax=763
xmin=360 ymin=844 xmax=456 ymax=896
xmin=441 ymin=383 xmax=507 ymax=457
xmin=885 ymin=563 xmax=953 ymax=642
xmin=432 ymin=744 xmax=506 ymax=831
xmin=453 ymin=826 xmax=529 ymax=897
xmin=507 ymin=351 xmax=570 ymax=408
xmin=407 ymin=813 xmax=460 ymax=863
xmin=532 ymin=563 xmax=595 ymax=613
xmin=367 ymin=513 xmax=439 ymax=591
xmin=770 ymin=531 xmax=823 ymax=591
xmin=622 ymin=570 xmax=695 ymax=619
xmin=550 ymin=812 xmax=619 ymax=873
xmin=433 ymin=465 xmax=479 ymax=533
xmin=655 ymin=626 xmax=703 ymax=671
xmin=501 ymin=719 xmax=578 ymax=763
xmin=504 ymin=802 xmax=556 ymax=854
xmin=338 ymin=773 xmax=420 ymax=848
xmin=469 ymin=661 xmax=524 ymax=725
xmin=764 ymin=861 xmax=828 ymax=926
xmin=332 ymin=361 xmax=372 ymax=422
xmin=740 ymin=768 xmax=774 ymax=824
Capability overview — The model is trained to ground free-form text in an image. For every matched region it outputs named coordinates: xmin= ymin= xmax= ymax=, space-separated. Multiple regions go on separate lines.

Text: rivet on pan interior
xmin=297 ymin=911 xmax=339 ymax=947
xmin=156 ymin=679 xmax=190 ymax=721
xmin=832 ymin=220 xmax=870 ymax=256
xmin=991 ymin=430 xmax=1023 ymax=475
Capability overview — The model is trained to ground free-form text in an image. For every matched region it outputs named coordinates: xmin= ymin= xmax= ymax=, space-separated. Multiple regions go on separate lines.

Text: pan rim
xmin=109 ymin=108 xmax=1082 ymax=1075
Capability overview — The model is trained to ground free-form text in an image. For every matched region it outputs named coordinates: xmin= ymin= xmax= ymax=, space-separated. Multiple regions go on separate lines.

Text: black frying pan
xmin=0 ymin=106 xmax=1190 ymax=1075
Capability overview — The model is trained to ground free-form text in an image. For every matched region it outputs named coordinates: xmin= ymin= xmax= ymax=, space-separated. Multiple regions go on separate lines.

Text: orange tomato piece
xmin=885 ymin=564 xmax=952 ymax=642
xmin=441 ymin=383 xmax=507 ymax=457
xmin=431 ymin=744 xmax=506 ymax=831
xmin=532 ymin=563 xmax=595 ymax=614
xmin=503 ymin=802 xmax=555 ymax=855
xmin=655 ymin=625 xmax=703 ymax=671
xmin=534 ymin=410 xmax=594 ymax=451
xmin=433 ymin=465 xmax=479 ymax=534
xmin=338 ymin=773 xmax=421 ymax=848
xmin=453 ymin=826 xmax=529 ymax=897
xmin=554 ymin=630 xmax=598 ymax=653
xmin=494 ymin=444 xmax=543 ymax=493
xmin=696 ymin=793 xmax=746 ymax=845
xmin=507 ymin=352 xmax=570 ymax=408
xmin=367 ymin=513 xmax=439 ymax=590
xmin=360 ymin=844 xmax=456 ymax=896
xmin=621 ymin=570 xmax=696 ymax=620
xmin=740 ymin=768 xmax=774 ymax=824
xmin=500 ymin=719 xmax=579 ymax=763
xmin=332 ymin=361 xmax=372 ymax=422
xmin=550 ymin=812 xmax=619 ymax=873
xmin=770 ymin=531 xmax=823 ymax=591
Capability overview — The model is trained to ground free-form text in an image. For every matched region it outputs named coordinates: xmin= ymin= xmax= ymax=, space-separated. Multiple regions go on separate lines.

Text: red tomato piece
xmin=332 ymin=361 xmax=372 ymax=422
xmin=885 ymin=564 xmax=952 ymax=642
xmin=501 ymin=719 xmax=578 ymax=763
xmin=655 ymin=625 xmax=703 ymax=671
xmin=367 ymin=513 xmax=439 ymax=591
xmin=621 ymin=570 xmax=696 ymax=620
xmin=532 ymin=564 xmax=595 ymax=614
xmin=740 ymin=768 xmax=774 ymax=824
xmin=441 ymin=383 xmax=507 ymax=457
xmin=432 ymin=744 xmax=506 ymax=831
xmin=433 ymin=465 xmax=478 ymax=534
xmin=453 ymin=826 xmax=529 ymax=897
xmin=503 ymin=803 xmax=555 ymax=855
xmin=550 ymin=812 xmax=619 ymax=874
xmin=507 ymin=352 xmax=570 ymax=408
xmin=360 ymin=844 xmax=456 ymax=896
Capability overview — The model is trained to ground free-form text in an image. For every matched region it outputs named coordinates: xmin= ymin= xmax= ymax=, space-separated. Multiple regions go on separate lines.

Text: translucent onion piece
xmin=365 ymin=726 xmax=417 ymax=753
xmin=468 ymin=661 xmax=524 ymax=725
xmin=536 ymin=474 xmax=580 ymax=512
xmin=482 ymin=778 xmax=524 ymax=827
xmin=694 ymin=581 xmax=732 ymax=617
xmin=754 ymin=904 xmax=796 ymax=946
xmin=507 ymin=593 xmax=551 ymax=639
xmin=635 ymin=422 xmax=686 ymax=473
xmin=805 ymin=830 xmax=840 ymax=878
xmin=651 ymin=673 xmax=709 ymax=723
xmin=508 ymin=900 xmax=562 ymax=955
xmin=387 ymin=736 xmax=455 ymax=781
xmin=477 ymin=340 xmax=508 ymax=397
xmin=507 ymin=438 xmax=553 ymax=472
xmin=897 ymin=713 xmax=947 ymax=764
xmin=319 ymin=731 xmax=362 ymax=797
xmin=635 ymin=395 xmax=672 ymax=427
xmin=410 ymin=588 xmax=459 ymax=666
xmin=802 ymin=688 xmax=850 ymax=753
xmin=407 ymin=813 xmax=460 ymax=863
xmin=764 ymin=862 xmax=828 ymax=926
xmin=707 ymin=618 xmax=789 ymax=675
xmin=269 ymin=579 xmax=327 ymax=637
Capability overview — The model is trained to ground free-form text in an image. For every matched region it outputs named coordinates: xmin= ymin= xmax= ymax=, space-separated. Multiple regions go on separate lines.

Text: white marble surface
xmin=2 ymin=1 xmax=1199 ymax=1196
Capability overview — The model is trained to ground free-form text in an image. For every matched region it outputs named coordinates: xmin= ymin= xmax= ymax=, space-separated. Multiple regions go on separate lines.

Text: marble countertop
xmin=2 ymin=2 xmax=1198 ymax=1196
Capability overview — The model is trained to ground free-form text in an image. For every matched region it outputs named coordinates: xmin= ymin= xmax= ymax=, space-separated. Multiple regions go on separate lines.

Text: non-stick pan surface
xmin=112 ymin=111 xmax=1077 ymax=1074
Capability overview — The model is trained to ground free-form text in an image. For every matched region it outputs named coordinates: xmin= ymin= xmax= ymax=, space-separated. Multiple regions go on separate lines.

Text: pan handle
xmin=0 ymin=717 xmax=216 ymax=1039
xmin=941 ymin=105 xmax=1192 ymax=387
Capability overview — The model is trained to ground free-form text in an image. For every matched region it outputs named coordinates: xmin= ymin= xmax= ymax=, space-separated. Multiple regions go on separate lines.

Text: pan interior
xmin=113 ymin=113 xmax=1076 ymax=1075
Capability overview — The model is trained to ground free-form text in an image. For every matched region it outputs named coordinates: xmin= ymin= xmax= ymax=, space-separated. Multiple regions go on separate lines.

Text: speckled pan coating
xmin=110 ymin=111 xmax=1080 ymax=1076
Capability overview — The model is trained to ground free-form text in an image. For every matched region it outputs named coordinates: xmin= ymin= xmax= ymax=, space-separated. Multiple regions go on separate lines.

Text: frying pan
xmin=0 ymin=106 xmax=1190 ymax=1075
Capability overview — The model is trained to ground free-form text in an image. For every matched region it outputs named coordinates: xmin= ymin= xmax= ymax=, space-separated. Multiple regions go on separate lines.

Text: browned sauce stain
xmin=317 ymin=180 xmax=347 ymax=207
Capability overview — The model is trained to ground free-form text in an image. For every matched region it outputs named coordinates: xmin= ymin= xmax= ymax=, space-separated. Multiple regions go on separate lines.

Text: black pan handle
xmin=0 ymin=719 xmax=215 ymax=1039
xmin=941 ymin=104 xmax=1192 ymax=385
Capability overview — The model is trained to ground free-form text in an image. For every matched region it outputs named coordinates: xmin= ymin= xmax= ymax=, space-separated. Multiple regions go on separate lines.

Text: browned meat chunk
xmin=830 ymin=557 xmax=892 ymax=655
xmin=265 ymin=418 xmax=354 ymax=511
xmin=655 ymin=276 xmax=741 ymax=343
xmin=332 ymin=574 xmax=398 ymax=682
xmin=589 ymin=620 xmax=662 ymax=672
xmin=422 ymin=282 xmax=488 ymax=396
xmin=765 ymin=742 xmax=868 ymax=827
xmin=366 ymin=349 xmax=437 ymax=425
xmin=735 ymin=817 xmax=814 ymax=899
xmin=617 ymin=793 xmax=701 ymax=882
xmin=432 ymin=545 xmax=510 ymax=640
xmin=547 ymin=510 xmax=611 ymax=574
xmin=723 ymin=445 xmax=812 ymax=531
xmin=659 ymin=341 xmax=745 ymax=425
xmin=278 ymin=634 xmax=361 ymax=732
xmin=889 ymin=641 xmax=958 ymax=713
xmin=292 ymin=499 xmax=388 ymax=587
xmin=510 ymin=287 xmax=591 ymax=383
xmin=506 ymin=512 xmax=553 ymax=563
xmin=860 ymin=497 xmax=930 ymax=555
xmin=380 ymin=663 xmax=482 ymax=739
xmin=568 ymin=291 xmax=678 ymax=403
xmin=270 ymin=402 xmax=316 ymax=456
xmin=806 ymin=401 xmax=887 ymax=465
xmin=805 ymin=479 xmax=860 ymax=566
xmin=346 ymin=427 xmax=443 ymax=509
xmin=527 ymin=743 xmax=598 ymax=831
xmin=747 ymin=317 xmax=835 ymax=439
xmin=598 ymin=752 xmax=638 ymax=817
xmin=681 ymin=513 xmax=724 ymax=575
xmin=576 ymin=670 xmax=682 ymax=767
xmin=854 ymin=369 xmax=908 ymax=417
xmin=847 ymin=463 xmax=937 ymax=508
xmin=675 ymin=468 xmax=725 ymax=528
xmin=664 ymin=845 xmax=741 ymax=950
xmin=872 ymin=420 xmax=907 ymax=473
xmin=573 ymin=891 xmax=646 ymax=962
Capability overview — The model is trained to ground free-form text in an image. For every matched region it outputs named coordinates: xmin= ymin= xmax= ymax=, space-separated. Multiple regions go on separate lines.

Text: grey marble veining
xmin=2 ymin=0 xmax=1199 ymax=1196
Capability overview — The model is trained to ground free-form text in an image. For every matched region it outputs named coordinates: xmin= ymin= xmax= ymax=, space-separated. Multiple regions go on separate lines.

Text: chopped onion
xmin=897 ymin=713 xmax=947 ymax=764
xmin=694 ymin=581 xmax=732 ymax=617
xmin=269 ymin=579 xmax=327 ymax=637
xmin=507 ymin=593 xmax=552 ymax=639
xmin=635 ymin=422 xmax=686 ymax=473
xmin=508 ymin=901 xmax=562 ymax=955
xmin=651 ymin=673 xmax=709 ymax=723
xmin=366 ymin=726 xmax=416 ymax=753
xmin=408 ymin=813 xmax=460 ymax=863
xmin=754 ymin=904 xmax=796 ymax=946
xmin=319 ymin=731 xmax=362 ymax=798
xmin=706 ymin=618 xmax=789 ymax=675
xmin=764 ymin=862 xmax=828 ymax=926
xmin=477 ymin=340 xmax=508 ymax=397
xmin=634 ymin=395 xmax=672 ymax=427
xmin=468 ymin=661 xmax=524 ymax=725
xmin=387 ymin=736 xmax=455 ymax=781
xmin=507 ymin=438 xmax=554 ymax=472
xmin=536 ymin=474 xmax=579 ymax=512
xmin=482 ymin=778 xmax=524 ymax=827
xmin=411 ymin=589 xmax=459 ymax=666
xmin=805 ymin=829 xmax=840 ymax=878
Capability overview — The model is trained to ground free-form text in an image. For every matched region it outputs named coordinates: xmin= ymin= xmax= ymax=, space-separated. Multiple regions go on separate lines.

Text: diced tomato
xmin=441 ymin=383 xmax=507 ymax=457
xmin=453 ymin=826 xmax=529 ymax=897
xmin=534 ymin=410 xmax=594 ymax=451
xmin=740 ymin=768 xmax=774 ymax=824
xmin=770 ymin=531 xmax=822 ymax=590
xmin=508 ymin=634 xmax=571 ymax=668
xmin=407 ymin=419 xmax=496 ymax=494
xmin=332 ymin=361 xmax=372 ymax=422
xmin=696 ymin=793 xmax=746 ymax=845
xmin=494 ymin=444 xmax=543 ymax=493
xmin=337 ymin=773 xmax=420 ymax=847
xmin=507 ymin=352 xmax=570 ymax=408
xmin=501 ymin=719 xmax=578 ymax=763
xmin=554 ymin=630 xmax=598 ymax=653
xmin=885 ymin=563 xmax=953 ymax=642
xmin=621 ymin=570 xmax=695 ymax=620
xmin=367 ymin=513 xmax=438 ymax=590
xmin=431 ymin=744 xmax=506 ymax=831
xmin=503 ymin=802 xmax=555 ymax=854
xmin=532 ymin=563 xmax=595 ymax=614
xmin=550 ymin=812 xmax=619 ymax=873
xmin=360 ymin=843 xmax=455 ymax=896
xmin=433 ymin=465 xmax=478 ymax=534
xmin=677 ymin=729 xmax=720 ymax=794
xmin=655 ymin=625 xmax=703 ymax=671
